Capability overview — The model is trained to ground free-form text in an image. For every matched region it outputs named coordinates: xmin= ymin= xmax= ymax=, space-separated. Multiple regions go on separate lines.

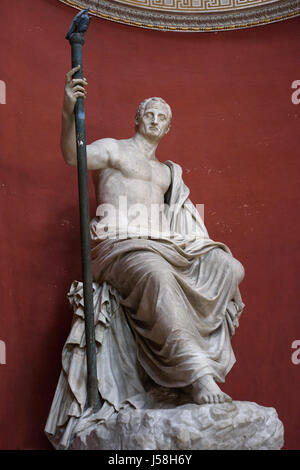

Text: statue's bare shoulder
xmin=89 ymin=137 xmax=171 ymax=193
xmin=86 ymin=137 xmax=119 ymax=170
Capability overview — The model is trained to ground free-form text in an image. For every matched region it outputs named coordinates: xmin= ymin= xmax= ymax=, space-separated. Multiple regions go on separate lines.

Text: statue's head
xmin=135 ymin=97 xmax=172 ymax=140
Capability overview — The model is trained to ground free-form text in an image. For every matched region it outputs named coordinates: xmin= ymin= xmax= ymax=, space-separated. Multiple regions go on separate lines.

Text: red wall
xmin=0 ymin=0 xmax=299 ymax=450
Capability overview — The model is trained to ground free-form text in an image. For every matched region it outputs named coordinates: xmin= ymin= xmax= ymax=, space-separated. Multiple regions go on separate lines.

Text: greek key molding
xmin=101 ymin=1 xmax=281 ymax=14
xmin=58 ymin=0 xmax=300 ymax=31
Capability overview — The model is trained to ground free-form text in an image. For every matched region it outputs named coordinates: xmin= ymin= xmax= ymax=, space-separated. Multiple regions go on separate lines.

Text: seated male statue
xmin=59 ymin=66 xmax=245 ymax=412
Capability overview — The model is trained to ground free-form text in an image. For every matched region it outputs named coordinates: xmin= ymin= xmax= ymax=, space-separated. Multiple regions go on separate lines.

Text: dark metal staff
xmin=65 ymin=8 xmax=101 ymax=412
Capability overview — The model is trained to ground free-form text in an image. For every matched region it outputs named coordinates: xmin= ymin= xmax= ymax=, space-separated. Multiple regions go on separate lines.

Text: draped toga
xmin=45 ymin=160 xmax=245 ymax=449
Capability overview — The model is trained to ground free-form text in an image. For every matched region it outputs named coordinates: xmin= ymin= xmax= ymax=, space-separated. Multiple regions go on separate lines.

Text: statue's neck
xmin=132 ymin=132 xmax=159 ymax=160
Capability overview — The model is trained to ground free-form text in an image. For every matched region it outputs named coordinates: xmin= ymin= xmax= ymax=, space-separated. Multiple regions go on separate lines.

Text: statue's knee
xmin=147 ymin=269 xmax=174 ymax=287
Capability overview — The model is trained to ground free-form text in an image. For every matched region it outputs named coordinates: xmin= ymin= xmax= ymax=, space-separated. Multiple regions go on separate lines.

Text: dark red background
xmin=0 ymin=0 xmax=299 ymax=450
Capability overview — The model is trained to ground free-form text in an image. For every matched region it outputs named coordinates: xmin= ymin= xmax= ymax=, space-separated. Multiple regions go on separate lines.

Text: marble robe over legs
xmin=45 ymin=160 xmax=245 ymax=449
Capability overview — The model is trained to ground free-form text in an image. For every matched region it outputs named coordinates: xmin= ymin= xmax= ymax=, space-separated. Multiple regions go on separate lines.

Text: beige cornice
xmin=58 ymin=0 xmax=300 ymax=32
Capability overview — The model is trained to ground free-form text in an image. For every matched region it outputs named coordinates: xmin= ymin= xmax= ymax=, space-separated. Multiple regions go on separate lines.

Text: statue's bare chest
xmin=114 ymin=149 xmax=167 ymax=188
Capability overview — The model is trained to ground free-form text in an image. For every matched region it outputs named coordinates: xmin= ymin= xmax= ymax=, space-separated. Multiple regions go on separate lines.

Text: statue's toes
xmin=197 ymin=393 xmax=231 ymax=405
xmin=195 ymin=394 xmax=208 ymax=405
xmin=204 ymin=394 xmax=212 ymax=404
xmin=224 ymin=393 xmax=232 ymax=403
xmin=218 ymin=394 xmax=225 ymax=403
xmin=208 ymin=394 xmax=218 ymax=404
xmin=213 ymin=394 xmax=220 ymax=404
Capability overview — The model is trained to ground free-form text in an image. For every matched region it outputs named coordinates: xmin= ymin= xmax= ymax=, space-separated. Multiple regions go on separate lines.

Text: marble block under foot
xmin=71 ymin=401 xmax=284 ymax=450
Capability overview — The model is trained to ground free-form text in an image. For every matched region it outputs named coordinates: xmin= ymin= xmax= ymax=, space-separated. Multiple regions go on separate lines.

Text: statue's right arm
xmin=61 ymin=66 xmax=111 ymax=170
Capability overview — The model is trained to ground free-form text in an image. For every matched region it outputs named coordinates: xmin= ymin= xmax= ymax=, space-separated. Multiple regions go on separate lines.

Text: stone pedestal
xmin=70 ymin=401 xmax=284 ymax=450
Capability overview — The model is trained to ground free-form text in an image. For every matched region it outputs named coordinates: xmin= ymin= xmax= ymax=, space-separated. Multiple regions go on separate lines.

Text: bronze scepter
xmin=65 ymin=8 xmax=101 ymax=412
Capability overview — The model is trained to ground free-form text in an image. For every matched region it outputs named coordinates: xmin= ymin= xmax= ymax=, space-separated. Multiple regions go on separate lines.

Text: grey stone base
xmin=71 ymin=401 xmax=284 ymax=450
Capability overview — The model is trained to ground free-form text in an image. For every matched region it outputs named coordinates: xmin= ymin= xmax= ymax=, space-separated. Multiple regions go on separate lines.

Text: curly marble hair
xmin=135 ymin=97 xmax=172 ymax=131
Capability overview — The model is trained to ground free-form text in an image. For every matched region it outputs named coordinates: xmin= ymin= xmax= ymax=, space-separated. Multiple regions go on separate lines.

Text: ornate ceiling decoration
xmin=58 ymin=0 xmax=300 ymax=32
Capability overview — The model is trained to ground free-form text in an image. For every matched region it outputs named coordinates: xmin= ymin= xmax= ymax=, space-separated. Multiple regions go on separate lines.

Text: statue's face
xmin=138 ymin=101 xmax=170 ymax=140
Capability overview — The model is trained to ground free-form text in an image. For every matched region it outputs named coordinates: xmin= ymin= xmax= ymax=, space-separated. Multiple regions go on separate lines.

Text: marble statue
xmin=44 ymin=67 xmax=284 ymax=450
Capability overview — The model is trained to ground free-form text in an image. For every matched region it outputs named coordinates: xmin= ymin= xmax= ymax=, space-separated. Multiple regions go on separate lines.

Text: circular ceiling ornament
xmin=58 ymin=0 xmax=300 ymax=32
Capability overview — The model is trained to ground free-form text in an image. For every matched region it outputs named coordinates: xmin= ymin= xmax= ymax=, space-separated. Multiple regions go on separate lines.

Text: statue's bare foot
xmin=192 ymin=375 xmax=232 ymax=405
